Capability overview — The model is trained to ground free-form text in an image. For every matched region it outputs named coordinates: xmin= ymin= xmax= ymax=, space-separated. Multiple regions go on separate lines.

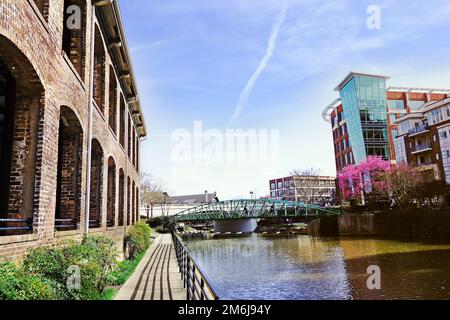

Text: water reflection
xmin=185 ymin=235 xmax=450 ymax=300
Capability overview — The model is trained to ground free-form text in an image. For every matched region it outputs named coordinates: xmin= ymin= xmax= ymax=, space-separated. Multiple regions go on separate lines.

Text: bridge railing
xmin=171 ymin=230 xmax=220 ymax=301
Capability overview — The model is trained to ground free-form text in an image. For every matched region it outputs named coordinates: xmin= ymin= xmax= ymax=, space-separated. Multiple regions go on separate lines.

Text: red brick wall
xmin=0 ymin=1 xmax=143 ymax=262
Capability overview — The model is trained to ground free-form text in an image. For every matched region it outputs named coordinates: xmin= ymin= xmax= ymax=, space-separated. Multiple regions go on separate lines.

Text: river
xmin=184 ymin=235 xmax=450 ymax=300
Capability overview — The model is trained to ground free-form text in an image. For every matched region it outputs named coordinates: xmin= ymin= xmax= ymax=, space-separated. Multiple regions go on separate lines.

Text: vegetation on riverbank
xmin=0 ymin=222 xmax=155 ymax=300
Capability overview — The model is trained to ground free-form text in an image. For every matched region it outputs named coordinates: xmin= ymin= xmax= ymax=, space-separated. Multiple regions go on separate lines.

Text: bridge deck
xmin=115 ymin=234 xmax=186 ymax=301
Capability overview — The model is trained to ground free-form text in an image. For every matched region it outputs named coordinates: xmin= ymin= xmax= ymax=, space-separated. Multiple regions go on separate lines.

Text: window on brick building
xmin=118 ymin=169 xmax=125 ymax=227
xmin=128 ymin=115 xmax=132 ymax=159
xmin=132 ymin=181 xmax=136 ymax=225
xmin=32 ymin=0 xmax=49 ymax=21
xmin=108 ymin=66 xmax=117 ymax=134
xmin=107 ymin=157 xmax=116 ymax=228
xmin=136 ymin=135 xmax=140 ymax=171
xmin=127 ymin=176 xmax=131 ymax=226
xmin=0 ymin=38 xmax=45 ymax=236
xmin=54 ymin=106 xmax=83 ymax=231
xmin=119 ymin=95 xmax=126 ymax=148
xmin=136 ymin=188 xmax=140 ymax=223
xmin=89 ymin=139 xmax=104 ymax=229
xmin=93 ymin=25 xmax=106 ymax=113
xmin=62 ymin=0 xmax=87 ymax=80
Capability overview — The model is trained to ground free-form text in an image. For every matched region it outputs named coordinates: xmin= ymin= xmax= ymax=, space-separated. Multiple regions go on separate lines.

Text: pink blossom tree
xmin=338 ymin=156 xmax=391 ymax=203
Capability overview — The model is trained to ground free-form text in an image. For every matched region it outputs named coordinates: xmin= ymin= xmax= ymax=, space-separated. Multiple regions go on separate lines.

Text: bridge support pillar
xmin=213 ymin=219 xmax=258 ymax=233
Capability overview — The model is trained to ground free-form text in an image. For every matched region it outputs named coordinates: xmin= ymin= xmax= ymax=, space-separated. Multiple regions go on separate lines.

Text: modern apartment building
xmin=269 ymin=176 xmax=336 ymax=204
xmin=394 ymin=98 xmax=450 ymax=184
xmin=323 ymin=72 xmax=450 ymax=172
xmin=0 ymin=0 xmax=146 ymax=261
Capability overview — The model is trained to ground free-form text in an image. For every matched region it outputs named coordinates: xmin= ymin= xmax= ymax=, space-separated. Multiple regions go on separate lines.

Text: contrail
xmin=230 ymin=4 xmax=288 ymax=123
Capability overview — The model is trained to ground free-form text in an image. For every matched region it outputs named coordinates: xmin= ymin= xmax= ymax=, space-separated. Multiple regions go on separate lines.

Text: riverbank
xmin=308 ymin=209 xmax=450 ymax=241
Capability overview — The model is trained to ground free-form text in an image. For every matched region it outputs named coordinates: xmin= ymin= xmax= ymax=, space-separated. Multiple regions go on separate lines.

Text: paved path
xmin=115 ymin=234 xmax=186 ymax=300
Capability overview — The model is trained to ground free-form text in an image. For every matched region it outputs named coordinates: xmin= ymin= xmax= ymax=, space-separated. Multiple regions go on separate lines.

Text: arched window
xmin=118 ymin=169 xmax=125 ymax=226
xmin=55 ymin=106 xmax=83 ymax=231
xmin=93 ymin=25 xmax=105 ymax=113
xmin=108 ymin=66 xmax=117 ymax=134
xmin=107 ymin=157 xmax=116 ymax=228
xmin=0 ymin=36 xmax=44 ymax=236
xmin=127 ymin=176 xmax=131 ymax=226
xmin=119 ymin=95 xmax=125 ymax=147
xmin=127 ymin=115 xmax=132 ymax=159
xmin=132 ymin=181 xmax=136 ymax=225
xmin=89 ymin=139 xmax=104 ymax=228
xmin=136 ymin=187 xmax=140 ymax=223
xmin=62 ymin=0 xmax=87 ymax=80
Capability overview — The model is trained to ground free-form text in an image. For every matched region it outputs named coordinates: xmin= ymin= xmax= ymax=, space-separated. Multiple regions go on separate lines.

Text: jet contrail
xmin=230 ymin=4 xmax=288 ymax=123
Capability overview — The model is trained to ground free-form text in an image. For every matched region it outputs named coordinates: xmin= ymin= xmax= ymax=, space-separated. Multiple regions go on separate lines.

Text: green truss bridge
xmin=171 ymin=199 xmax=341 ymax=223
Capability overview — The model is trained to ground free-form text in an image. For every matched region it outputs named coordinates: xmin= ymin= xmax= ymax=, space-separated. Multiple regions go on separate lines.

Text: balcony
xmin=409 ymin=125 xmax=429 ymax=137
xmin=411 ymin=143 xmax=433 ymax=155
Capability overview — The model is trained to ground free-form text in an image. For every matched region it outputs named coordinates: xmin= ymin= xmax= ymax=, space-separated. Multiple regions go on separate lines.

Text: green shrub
xmin=23 ymin=235 xmax=118 ymax=300
xmin=0 ymin=262 xmax=58 ymax=300
xmin=126 ymin=221 xmax=151 ymax=259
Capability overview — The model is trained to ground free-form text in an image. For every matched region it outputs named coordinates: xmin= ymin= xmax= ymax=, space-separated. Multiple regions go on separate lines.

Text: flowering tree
xmin=339 ymin=157 xmax=430 ymax=209
xmin=376 ymin=164 xmax=428 ymax=209
xmin=338 ymin=156 xmax=391 ymax=203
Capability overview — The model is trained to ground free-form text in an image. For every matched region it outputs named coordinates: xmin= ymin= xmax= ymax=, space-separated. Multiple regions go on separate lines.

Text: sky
xmin=120 ymin=0 xmax=450 ymax=199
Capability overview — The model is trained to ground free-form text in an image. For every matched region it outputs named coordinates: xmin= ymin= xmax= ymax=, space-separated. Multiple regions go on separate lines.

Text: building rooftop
xmin=334 ymin=71 xmax=390 ymax=91
xmin=96 ymin=0 xmax=147 ymax=138
xmin=169 ymin=193 xmax=217 ymax=205
xmin=387 ymin=86 xmax=450 ymax=94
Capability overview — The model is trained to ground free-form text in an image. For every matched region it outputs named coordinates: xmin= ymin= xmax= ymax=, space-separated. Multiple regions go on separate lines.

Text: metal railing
xmin=409 ymin=124 xmax=429 ymax=136
xmin=171 ymin=230 xmax=220 ymax=300
xmin=0 ymin=218 xmax=33 ymax=232
xmin=54 ymin=219 xmax=78 ymax=231
xmin=412 ymin=142 xmax=432 ymax=153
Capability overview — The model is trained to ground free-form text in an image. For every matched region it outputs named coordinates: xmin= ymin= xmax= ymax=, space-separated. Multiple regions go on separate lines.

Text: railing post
xmin=200 ymin=278 xmax=205 ymax=300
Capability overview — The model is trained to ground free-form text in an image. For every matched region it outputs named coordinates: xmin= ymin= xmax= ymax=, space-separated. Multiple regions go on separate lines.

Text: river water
xmin=185 ymin=235 xmax=450 ymax=300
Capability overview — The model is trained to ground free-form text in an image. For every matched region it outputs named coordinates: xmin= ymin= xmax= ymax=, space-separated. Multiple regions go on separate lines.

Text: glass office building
xmin=336 ymin=73 xmax=390 ymax=164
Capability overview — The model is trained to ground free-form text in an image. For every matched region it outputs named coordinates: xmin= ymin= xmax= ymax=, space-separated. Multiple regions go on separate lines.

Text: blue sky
xmin=121 ymin=0 xmax=450 ymax=199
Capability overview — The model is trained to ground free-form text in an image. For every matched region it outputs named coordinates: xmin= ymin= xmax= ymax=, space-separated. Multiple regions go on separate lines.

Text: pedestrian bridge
xmin=171 ymin=199 xmax=340 ymax=223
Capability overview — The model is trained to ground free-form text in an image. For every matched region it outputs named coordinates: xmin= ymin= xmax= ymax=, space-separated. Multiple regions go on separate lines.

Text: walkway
xmin=115 ymin=234 xmax=186 ymax=300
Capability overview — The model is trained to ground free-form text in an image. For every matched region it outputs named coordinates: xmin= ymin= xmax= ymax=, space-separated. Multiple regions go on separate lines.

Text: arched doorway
xmin=0 ymin=35 xmax=44 ymax=236
xmin=107 ymin=156 xmax=116 ymax=228
xmin=89 ymin=139 xmax=104 ymax=229
xmin=54 ymin=106 xmax=83 ymax=231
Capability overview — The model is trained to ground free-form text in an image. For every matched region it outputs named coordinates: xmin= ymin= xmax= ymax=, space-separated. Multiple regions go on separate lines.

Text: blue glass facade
xmin=338 ymin=75 xmax=390 ymax=164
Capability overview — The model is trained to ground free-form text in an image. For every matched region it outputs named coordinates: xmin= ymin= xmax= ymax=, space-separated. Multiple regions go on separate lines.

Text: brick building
xmin=322 ymin=72 xmax=450 ymax=173
xmin=394 ymin=98 xmax=450 ymax=184
xmin=0 ymin=0 xmax=146 ymax=261
xmin=269 ymin=176 xmax=336 ymax=204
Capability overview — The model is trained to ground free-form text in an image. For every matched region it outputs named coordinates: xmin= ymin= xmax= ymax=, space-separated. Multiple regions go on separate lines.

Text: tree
xmin=140 ymin=173 xmax=169 ymax=218
xmin=338 ymin=156 xmax=391 ymax=205
xmin=290 ymin=168 xmax=329 ymax=204
xmin=374 ymin=164 xmax=423 ymax=209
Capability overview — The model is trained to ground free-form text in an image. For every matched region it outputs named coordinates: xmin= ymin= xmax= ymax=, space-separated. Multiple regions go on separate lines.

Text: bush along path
xmin=0 ymin=222 xmax=154 ymax=300
xmin=115 ymin=234 xmax=186 ymax=301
